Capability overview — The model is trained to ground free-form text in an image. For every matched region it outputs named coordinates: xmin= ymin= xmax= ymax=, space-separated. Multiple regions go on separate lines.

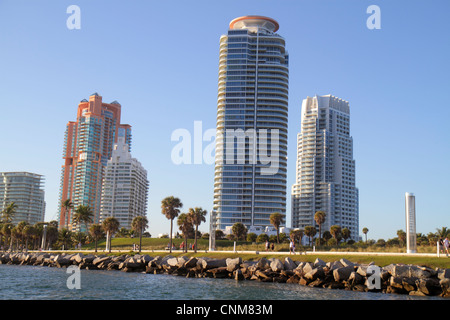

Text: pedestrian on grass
xmin=444 ymin=237 xmax=450 ymax=257
xmin=289 ymin=239 xmax=295 ymax=255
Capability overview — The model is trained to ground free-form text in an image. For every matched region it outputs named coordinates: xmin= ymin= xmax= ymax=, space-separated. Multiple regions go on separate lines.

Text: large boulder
xmin=255 ymin=258 xmax=271 ymax=270
xmin=284 ymin=257 xmax=297 ymax=271
xmin=166 ymin=257 xmax=179 ymax=267
xmin=93 ymin=256 xmax=111 ymax=266
xmin=270 ymin=259 xmax=284 ymax=273
xmin=199 ymin=258 xmax=227 ymax=270
xmin=391 ymin=265 xmax=432 ymax=279
xmin=415 ymin=278 xmax=441 ymax=296
xmin=71 ymin=253 xmax=85 ymax=264
xmin=54 ymin=254 xmax=72 ymax=267
xmin=339 ymin=258 xmax=356 ymax=268
xmin=437 ymin=268 xmax=450 ymax=280
xmin=327 ymin=260 xmax=344 ymax=271
xmin=304 ymin=267 xmax=325 ymax=281
xmin=226 ymin=257 xmax=242 ymax=272
xmin=184 ymin=257 xmax=198 ymax=269
xmin=314 ymin=258 xmax=326 ymax=268
xmin=333 ymin=266 xmax=355 ymax=282
xmin=301 ymin=262 xmax=314 ymax=275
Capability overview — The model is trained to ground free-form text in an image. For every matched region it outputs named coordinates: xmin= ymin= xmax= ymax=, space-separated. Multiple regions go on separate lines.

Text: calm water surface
xmin=0 ymin=264 xmax=442 ymax=300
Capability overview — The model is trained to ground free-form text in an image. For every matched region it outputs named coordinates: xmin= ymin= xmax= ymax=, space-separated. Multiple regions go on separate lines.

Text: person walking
xmin=265 ymin=240 xmax=269 ymax=252
xmin=289 ymin=238 xmax=295 ymax=255
xmin=444 ymin=237 xmax=450 ymax=257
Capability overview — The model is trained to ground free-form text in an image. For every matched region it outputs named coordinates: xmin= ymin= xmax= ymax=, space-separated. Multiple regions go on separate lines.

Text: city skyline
xmin=0 ymin=1 xmax=449 ymax=241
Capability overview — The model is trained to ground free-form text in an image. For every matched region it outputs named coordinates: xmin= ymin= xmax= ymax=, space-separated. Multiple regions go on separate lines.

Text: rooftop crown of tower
xmin=229 ymin=15 xmax=279 ymax=32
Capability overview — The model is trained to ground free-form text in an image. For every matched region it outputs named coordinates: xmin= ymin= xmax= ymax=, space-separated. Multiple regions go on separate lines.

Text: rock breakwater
xmin=1 ymin=252 xmax=449 ymax=298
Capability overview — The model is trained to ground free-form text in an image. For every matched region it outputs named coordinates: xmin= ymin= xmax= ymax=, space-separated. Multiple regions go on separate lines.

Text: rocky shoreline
xmin=1 ymin=251 xmax=449 ymax=298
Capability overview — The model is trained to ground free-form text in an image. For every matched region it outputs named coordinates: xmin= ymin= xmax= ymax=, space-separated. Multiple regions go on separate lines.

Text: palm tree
xmin=0 ymin=223 xmax=4 ymax=251
xmin=131 ymin=216 xmax=149 ymax=253
xmin=22 ymin=225 xmax=34 ymax=252
xmin=72 ymin=205 xmax=93 ymax=234
xmin=161 ymin=196 xmax=183 ymax=253
xmin=232 ymin=222 xmax=247 ymax=241
xmin=397 ymin=229 xmax=406 ymax=247
xmin=89 ymin=224 xmax=104 ymax=253
xmin=342 ymin=227 xmax=351 ymax=243
xmin=58 ymin=228 xmax=73 ymax=250
xmin=362 ymin=227 xmax=369 ymax=243
xmin=2 ymin=223 xmax=13 ymax=251
xmin=102 ymin=217 xmax=120 ymax=252
xmin=330 ymin=225 xmax=342 ymax=245
xmin=269 ymin=212 xmax=284 ymax=243
xmin=11 ymin=227 xmax=20 ymax=251
xmin=436 ymin=227 xmax=450 ymax=239
xmin=46 ymin=225 xmax=59 ymax=250
xmin=61 ymin=199 xmax=74 ymax=227
xmin=16 ymin=221 xmax=28 ymax=250
xmin=314 ymin=211 xmax=326 ymax=244
xmin=188 ymin=207 xmax=207 ymax=252
xmin=290 ymin=229 xmax=304 ymax=247
xmin=177 ymin=213 xmax=193 ymax=253
xmin=304 ymin=226 xmax=316 ymax=246
xmin=1 ymin=202 xmax=18 ymax=224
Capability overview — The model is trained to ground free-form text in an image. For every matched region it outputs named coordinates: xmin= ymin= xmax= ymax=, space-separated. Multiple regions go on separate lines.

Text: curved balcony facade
xmin=213 ymin=16 xmax=289 ymax=231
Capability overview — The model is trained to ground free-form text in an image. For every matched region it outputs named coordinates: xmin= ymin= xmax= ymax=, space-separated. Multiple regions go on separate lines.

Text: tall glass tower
xmin=212 ymin=16 xmax=289 ymax=233
xmin=58 ymin=93 xmax=132 ymax=231
xmin=291 ymin=95 xmax=359 ymax=240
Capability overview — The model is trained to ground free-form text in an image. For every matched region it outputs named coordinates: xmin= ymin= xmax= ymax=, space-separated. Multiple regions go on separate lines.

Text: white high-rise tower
xmin=212 ymin=16 xmax=289 ymax=233
xmin=291 ymin=94 xmax=359 ymax=240
xmin=100 ymin=137 xmax=149 ymax=230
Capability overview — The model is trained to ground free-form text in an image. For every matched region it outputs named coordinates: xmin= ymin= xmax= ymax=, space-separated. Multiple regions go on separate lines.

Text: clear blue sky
xmin=0 ymin=0 xmax=449 ymax=241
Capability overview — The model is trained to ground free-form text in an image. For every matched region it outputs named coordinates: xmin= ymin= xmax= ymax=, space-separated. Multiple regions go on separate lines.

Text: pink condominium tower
xmin=58 ymin=93 xmax=131 ymax=230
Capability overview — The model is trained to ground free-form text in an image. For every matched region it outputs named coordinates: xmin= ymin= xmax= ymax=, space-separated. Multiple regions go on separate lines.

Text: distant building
xmin=405 ymin=192 xmax=417 ymax=253
xmin=0 ymin=172 xmax=45 ymax=225
xmin=291 ymin=95 xmax=359 ymax=240
xmin=100 ymin=137 xmax=148 ymax=230
xmin=58 ymin=93 xmax=132 ymax=231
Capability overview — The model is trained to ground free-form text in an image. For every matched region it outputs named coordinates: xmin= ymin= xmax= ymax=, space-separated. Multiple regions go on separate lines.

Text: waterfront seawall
xmin=1 ymin=251 xmax=449 ymax=298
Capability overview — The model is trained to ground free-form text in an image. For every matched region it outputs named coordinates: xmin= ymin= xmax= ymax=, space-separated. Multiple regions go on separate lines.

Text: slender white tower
xmin=405 ymin=192 xmax=417 ymax=253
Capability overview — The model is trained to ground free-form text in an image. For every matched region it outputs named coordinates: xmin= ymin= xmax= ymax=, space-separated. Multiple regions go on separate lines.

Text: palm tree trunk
xmin=169 ymin=219 xmax=173 ymax=253
xmin=194 ymin=225 xmax=198 ymax=253
xmin=139 ymin=226 xmax=143 ymax=254
xmin=319 ymin=225 xmax=322 ymax=244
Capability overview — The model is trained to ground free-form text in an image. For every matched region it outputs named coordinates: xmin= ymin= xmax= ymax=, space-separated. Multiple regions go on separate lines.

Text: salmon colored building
xmin=58 ymin=93 xmax=131 ymax=230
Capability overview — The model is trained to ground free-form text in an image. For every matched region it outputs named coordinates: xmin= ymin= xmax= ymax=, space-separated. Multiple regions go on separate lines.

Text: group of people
xmin=179 ymin=241 xmax=195 ymax=251
xmin=265 ymin=240 xmax=275 ymax=251
xmin=264 ymin=239 xmax=298 ymax=255
xmin=438 ymin=237 xmax=450 ymax=257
